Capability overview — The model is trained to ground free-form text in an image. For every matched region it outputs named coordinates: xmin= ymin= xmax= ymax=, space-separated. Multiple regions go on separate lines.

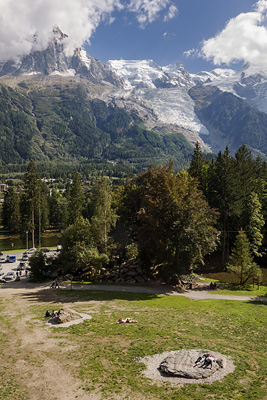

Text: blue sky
xmin=2 ymin=0 xmax=267 ymax=73
xmin=85 ymin=0 xmax=260 ymax=72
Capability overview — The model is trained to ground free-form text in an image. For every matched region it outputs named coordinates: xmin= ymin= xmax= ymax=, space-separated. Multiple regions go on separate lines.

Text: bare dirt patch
xmin=0 ymin=285 xmax=98 ymax=400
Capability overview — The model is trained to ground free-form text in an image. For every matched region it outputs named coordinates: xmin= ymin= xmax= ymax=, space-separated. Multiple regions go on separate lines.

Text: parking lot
xmin=0 ymin=249 xmax=57 ymax=281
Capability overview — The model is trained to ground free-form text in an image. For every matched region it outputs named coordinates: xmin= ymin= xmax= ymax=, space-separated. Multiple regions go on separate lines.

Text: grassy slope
xmin=0 ymin=289 xmax=266 ymax=400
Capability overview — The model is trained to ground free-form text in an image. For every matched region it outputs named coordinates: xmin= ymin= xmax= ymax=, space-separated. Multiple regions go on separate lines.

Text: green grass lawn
xmin=1 ymin=289 xmax=264 ymax=400
xmin=211 ymin=285 xmax=267 ymax=297
xmin=201 ymin=272 xmax=267 ymax=298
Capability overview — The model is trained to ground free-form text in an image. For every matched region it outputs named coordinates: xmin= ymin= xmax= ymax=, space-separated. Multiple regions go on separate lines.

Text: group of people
xmin=194 ymin=353 xmax=216 ymax=369
xmin=50 ymin=279 xmax=59 ymax=288
xmin=209 ymin=282 xmax=217 ymax=290
xmin=45 ymin=310 xmax=60 ymax=318
xmin=16 ymin=270 xmax=28 ymax=278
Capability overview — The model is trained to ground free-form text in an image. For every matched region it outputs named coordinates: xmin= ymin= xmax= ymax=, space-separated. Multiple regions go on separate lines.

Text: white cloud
xmin=164 ymin=4 xmax=178 ymax=22
xmin=163 ymin=31 xmax=176 ymax=38
xmin=183 ymin=48 xmax=198 ymax=58
xmin=200 ymin=0 xmax=267 ymax=65
xmin=127 ymin=0 xmax=171 ymax=27
xmin=0 ymin=0 xmax=175 ymax=61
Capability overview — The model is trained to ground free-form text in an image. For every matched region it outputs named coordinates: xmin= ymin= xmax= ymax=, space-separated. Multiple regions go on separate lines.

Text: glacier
xmin=108 ymin=59 xmax=209 ymax=136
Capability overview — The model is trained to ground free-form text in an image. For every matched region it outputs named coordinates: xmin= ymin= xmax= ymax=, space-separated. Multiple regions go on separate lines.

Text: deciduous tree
xmin=90 ymin=177 xmax=117 ymax=253
xmin=23 ymin=160 xmax=41 ymax=247
xmin=67 ymin=171 xmax=85 ymax=224
xmin=121 ymin=163 xmax=218 ymax=274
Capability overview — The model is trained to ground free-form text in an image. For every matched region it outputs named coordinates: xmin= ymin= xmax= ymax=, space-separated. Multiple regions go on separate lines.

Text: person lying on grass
xmin=117 ymin=318 xmax=137 ymax=323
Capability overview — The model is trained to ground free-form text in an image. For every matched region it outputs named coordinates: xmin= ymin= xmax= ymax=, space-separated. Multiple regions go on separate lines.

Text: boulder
xmin=159 ymin=350 xmax=220 ymax=379
xmin=135 ymin=276 xmax=145 ymax=283
xmin=125 ymin=278 xmax=136 ymax=284
xmin=126 ymin=270 xmax=138 ymax=277
xmin=56 ymin=308 xmax=82 ymax=324
xmin=216 ymin=358 xmax=226 ymax=369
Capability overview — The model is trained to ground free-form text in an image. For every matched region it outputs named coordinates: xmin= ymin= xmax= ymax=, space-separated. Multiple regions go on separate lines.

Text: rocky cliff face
xmin=0 ymin=27 xmax=122 ymax=87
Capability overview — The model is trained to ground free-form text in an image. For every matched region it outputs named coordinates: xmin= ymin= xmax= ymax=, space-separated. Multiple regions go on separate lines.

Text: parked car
xmin=41 ymin=248 xmax=50 ymax=253
xmin=6 ymin=254 xmax=16 ymax=263
xmin=0 ymin=256 xmax=5 ymax=262
xmin=25 ymin=248 xmax=36 ymax=254
xmin=4 ymin=271 xmax=15 ymax=280
xmin=17 ymin=262 xmax=26 ymax=270
xmin=22 ymin=253 xmax=29 ymax=261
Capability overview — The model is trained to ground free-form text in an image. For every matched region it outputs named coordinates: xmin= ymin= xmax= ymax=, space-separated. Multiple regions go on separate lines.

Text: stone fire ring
xmin=135 ymin=349 xmax=235 ymax=385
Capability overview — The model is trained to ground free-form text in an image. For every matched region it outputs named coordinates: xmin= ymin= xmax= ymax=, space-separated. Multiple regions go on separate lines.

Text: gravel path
xmin=1 ymin=279 xmax=267 ymax=302
xmin=59 ymin=282 xmax=267 ymax=302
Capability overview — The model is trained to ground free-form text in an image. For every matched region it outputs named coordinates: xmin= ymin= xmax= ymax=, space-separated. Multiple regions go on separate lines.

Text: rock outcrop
xmin=76 ymin=259 xmax=154 ymax=284
xmin=159 ymin=350 xmax=226 ymax=379
xmin=52 ymin=308 xmax=82 ymax=324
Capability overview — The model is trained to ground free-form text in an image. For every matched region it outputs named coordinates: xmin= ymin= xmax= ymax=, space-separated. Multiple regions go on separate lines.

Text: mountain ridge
xmin=1 ymin=28 xmax=267 ymax=166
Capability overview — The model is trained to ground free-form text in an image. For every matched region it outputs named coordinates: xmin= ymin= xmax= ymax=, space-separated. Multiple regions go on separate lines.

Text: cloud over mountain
xmin=200 ymin=0 xmax=267 ymax=65
xmin=0 ymin=0 xmax=177 ymax=62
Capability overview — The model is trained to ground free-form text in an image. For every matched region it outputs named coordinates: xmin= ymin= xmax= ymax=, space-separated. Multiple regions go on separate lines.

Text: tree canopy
xmin=121 ymin=163 xmax=218 ymax=273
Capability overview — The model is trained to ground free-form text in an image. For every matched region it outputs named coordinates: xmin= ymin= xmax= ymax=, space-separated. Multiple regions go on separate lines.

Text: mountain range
xmin=1 ymin=27 xmax=267 ymax=172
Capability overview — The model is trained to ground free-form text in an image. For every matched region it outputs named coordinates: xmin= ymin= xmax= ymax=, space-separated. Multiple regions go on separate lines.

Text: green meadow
xmin=0 ymin=288 xmax=266 ymax=400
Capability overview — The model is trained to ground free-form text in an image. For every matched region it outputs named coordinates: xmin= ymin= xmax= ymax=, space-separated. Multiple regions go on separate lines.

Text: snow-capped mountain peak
xmin=107 ymin=59 xmax=193 ymax=90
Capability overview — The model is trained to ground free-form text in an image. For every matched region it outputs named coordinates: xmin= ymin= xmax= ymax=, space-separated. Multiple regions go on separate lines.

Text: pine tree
xmin=208 ymin=147 xmax=235 ymax=266
xmin=246 ymin=192 xmax=265 ymax=257
xmin=232 ymin=145 xmax=257 ymax=226
xmin=2 ymin=187 xmax=21 ymax=233
xmin=227 ymin=229 xmax=262 ymax=285
xmin=188 ymin=142 xmax=205 ymax=179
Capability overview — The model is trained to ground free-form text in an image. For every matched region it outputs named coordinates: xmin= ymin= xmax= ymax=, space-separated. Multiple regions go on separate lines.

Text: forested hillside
xmin=0 ymin=82 xmax=193 ymax=173
xmin=190 ymin=85 xmax=267 ymax=157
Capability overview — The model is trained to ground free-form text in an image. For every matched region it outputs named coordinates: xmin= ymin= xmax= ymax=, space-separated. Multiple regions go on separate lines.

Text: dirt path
xmin=0 ymin=280 xmax=101 ymax=400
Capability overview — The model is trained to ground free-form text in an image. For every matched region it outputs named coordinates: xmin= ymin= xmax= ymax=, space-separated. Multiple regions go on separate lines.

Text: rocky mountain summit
xmin=0 ymin=27 xmax=122 ymax=87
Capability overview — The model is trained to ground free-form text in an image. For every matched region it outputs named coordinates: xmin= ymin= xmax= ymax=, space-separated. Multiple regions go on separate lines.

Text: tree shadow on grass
xmin=16 ymin=287 xmax=167 ymax=304
xmin=249 ymin=298 xmax=267 ymax=305
xmin=215 ymin=282 xmax=267 ymax=296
